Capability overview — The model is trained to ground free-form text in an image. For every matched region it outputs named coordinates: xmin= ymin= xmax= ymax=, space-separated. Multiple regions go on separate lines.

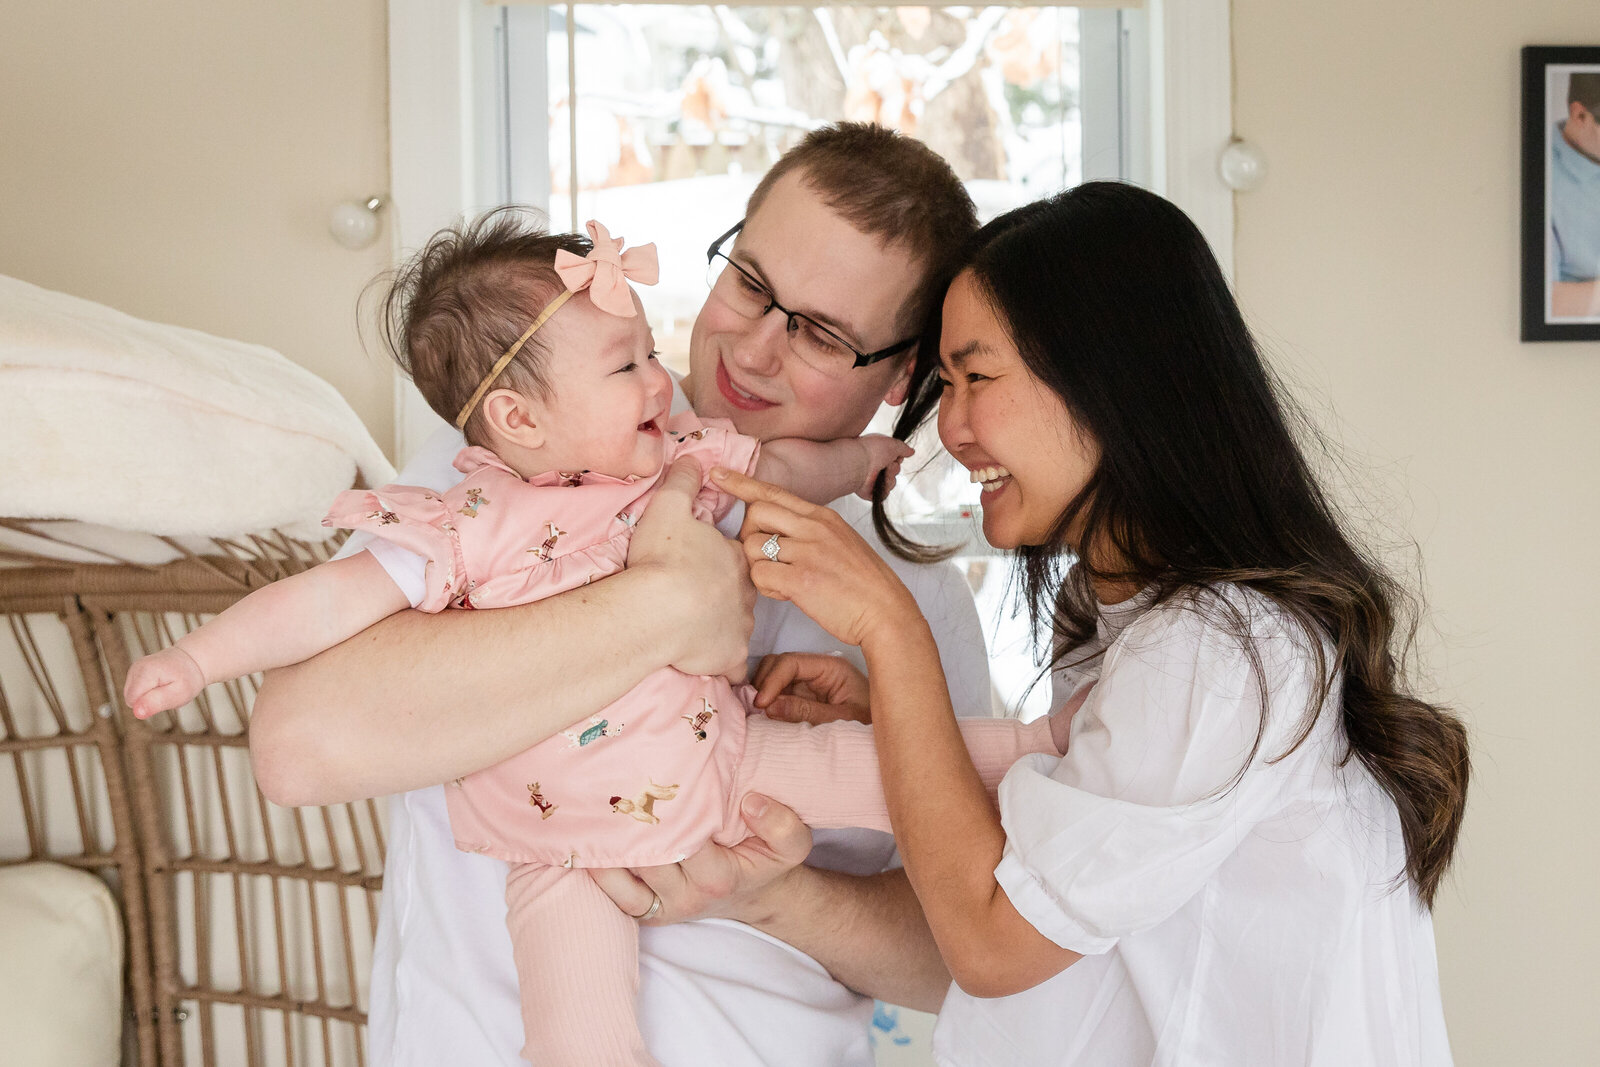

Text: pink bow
xmin=553 ymin=220 xmax=659 ymax=317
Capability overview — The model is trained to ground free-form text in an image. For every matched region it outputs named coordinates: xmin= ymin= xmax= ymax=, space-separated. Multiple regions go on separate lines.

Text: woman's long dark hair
xmin=892 ymin=182 xmax=1468 ymax=907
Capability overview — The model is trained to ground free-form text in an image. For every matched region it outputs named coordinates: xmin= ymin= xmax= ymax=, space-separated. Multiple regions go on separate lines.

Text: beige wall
xmin=0 ymin=1 xmax=395 ymax=454
xmin=6 ymin=1 xmax=1594 ymax=1060
xmin=1233 ymin=2 xmax=1599 ymax=1062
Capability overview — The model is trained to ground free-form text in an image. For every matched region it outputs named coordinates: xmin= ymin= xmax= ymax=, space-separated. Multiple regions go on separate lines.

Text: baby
xmin=124 ymin=215 xmax=1063 ymax=1066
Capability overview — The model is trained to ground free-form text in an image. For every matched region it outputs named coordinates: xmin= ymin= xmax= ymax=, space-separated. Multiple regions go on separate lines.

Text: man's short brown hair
xmin=379 ymin=209 xmax=589 ymax=446
xmin=747 ymin=123 xmax=978 ymax=336
xmin=1570 ymin=72 xmax=1600 ymax=115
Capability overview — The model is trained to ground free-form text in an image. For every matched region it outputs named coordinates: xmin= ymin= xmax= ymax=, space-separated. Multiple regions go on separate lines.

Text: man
xmin=1551 ymin=71 xmax=1600 ymax=318
xmin=251 ymin=123 xmax=983 ymax=1065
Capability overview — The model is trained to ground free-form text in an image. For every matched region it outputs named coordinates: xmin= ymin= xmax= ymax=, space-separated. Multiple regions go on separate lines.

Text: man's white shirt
xmin=345 ymin=377 xmax=992 ymax=1066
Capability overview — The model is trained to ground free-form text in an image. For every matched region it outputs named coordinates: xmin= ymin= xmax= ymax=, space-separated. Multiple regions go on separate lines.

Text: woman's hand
xmin=629 ymin=458 xmax=756 ymax=679
xmin=589 ymin=793 xmax=814 ymax=926
xmin=712 ymin=467 xmax=922 ymax=652
xmin=752 ymin=652 xmax=871 ymax=724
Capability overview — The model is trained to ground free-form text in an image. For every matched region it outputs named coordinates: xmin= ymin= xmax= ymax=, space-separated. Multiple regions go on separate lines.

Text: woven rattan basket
xmin=0 ymin=523 xmax=383 ymax=1067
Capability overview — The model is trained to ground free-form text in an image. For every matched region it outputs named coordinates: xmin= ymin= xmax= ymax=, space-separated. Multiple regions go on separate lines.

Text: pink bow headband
xmin=554 ymin=220 xmax=659 ymax=316
xmin=454 ymin=221 xmax=659 ymax=429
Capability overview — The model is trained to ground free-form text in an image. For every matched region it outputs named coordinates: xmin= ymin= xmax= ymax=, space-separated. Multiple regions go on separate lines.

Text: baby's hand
xmin=853 ymin=435 xmax=915 ymax=500
xmin=123 ymin=646 xmax=207 ymax=719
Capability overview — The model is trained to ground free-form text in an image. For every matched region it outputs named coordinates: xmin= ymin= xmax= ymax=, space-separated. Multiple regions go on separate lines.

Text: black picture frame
xmin=1521 ymin=46 xmax=1600 ymax=341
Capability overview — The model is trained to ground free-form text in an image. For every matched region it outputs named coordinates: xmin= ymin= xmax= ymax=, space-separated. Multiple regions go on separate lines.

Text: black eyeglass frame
xmin=705 ymin=220 xmax=918 ymax=369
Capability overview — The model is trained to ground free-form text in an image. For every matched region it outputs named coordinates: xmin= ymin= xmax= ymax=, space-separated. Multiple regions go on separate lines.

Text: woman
xmin=715 ymin=182 xmax=1467 ymax=1065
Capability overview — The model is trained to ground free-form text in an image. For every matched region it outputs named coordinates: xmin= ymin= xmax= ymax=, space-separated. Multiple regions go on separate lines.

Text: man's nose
xmin=726 ymin=308 xmax=788 ymax=376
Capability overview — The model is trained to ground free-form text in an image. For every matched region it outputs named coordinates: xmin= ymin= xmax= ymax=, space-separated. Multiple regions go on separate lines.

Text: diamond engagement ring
xmin=761 ymin=533 xmax=782 ymax=562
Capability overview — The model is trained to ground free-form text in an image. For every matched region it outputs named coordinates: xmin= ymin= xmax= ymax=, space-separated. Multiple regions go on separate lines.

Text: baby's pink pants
xmin=502 ymin=713 xmax=1063 ymax=1066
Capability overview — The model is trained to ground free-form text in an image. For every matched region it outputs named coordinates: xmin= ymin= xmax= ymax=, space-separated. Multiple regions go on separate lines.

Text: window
xmin=480 ymin=4 xmax=1149 ymax=377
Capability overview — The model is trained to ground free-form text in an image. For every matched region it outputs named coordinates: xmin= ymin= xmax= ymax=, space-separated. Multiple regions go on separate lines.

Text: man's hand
xmin=589 ymin=793 xmax=813 ymax=926
xmin=628 ymin=457 xmax=756 ymax=679
xmin=752 ymin=652 xmax=871 ymax=724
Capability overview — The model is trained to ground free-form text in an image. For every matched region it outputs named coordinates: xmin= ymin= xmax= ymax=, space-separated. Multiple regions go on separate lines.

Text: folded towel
xmin=0 ymin=274 xmax=395 ymax=542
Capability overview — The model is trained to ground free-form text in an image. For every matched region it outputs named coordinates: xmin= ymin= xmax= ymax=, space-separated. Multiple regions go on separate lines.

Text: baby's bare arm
xmin=124 ymin=551 xmax=409 ymax=719
xmin=754 ymin=435 xmax=913 ymax=504
xmin=184 ymin=551 xmax=410 ymax=680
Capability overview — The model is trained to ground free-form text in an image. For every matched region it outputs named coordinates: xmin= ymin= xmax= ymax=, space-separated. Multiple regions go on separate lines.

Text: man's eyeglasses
xmin=705 ymin=221 xmax=917 ymax=378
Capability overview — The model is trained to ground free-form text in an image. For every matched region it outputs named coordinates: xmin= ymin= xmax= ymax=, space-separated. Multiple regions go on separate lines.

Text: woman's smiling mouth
xmin=969 ymin=464 xmax=1012 ymax=496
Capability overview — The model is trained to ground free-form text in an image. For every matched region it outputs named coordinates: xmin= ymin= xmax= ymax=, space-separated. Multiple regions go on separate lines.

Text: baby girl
xmin=124 ymin=215 xmax=1063 ymax=1066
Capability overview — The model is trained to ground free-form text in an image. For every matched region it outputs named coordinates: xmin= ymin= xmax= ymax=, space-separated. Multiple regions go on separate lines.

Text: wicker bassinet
xmin=0 ymin=522 xmax=383 ymax=1067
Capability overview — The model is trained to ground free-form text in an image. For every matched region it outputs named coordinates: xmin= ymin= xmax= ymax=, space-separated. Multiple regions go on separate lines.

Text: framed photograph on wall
xmin=1522 ymin=46 xmax=1600 ymax=341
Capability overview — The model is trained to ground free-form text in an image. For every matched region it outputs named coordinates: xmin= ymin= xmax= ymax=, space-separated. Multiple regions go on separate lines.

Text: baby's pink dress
xmin=324 ymin=412 xmax=760 ymax=870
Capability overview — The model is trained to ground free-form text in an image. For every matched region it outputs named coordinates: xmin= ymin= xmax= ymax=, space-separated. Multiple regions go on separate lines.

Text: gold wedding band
xmin=637 ymin=894 xmax=663 ymax=921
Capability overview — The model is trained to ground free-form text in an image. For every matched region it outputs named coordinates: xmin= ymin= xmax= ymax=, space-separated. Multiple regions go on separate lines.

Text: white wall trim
xmin=1150 ymin=0 xmax=1235 ymax=278
xmin=387 ymin=0 xmax=480 ymax=463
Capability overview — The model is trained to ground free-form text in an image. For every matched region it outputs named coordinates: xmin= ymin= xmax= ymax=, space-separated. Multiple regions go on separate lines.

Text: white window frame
xmin=386 ymin=0 xmax=1232 ymax=464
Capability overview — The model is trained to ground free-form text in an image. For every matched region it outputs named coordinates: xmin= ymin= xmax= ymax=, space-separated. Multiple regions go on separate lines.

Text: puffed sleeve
xmin=993 ymin=594 xmax=1320 ymax=954
xmin=322 ymin=483 xmax=467 ymax=613
xmin=662 ymin=412 xmax=760 ymax=524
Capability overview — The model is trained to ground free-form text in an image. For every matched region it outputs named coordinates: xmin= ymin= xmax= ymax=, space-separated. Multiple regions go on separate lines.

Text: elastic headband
xmin=454 ymin=290 xmax=572 ymax=429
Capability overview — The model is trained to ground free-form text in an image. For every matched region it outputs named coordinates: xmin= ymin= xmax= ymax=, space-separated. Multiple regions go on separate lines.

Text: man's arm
xmin=250 ymin=459 xmax=754 ymax=807
xmin=252 ymin=570 xmax=686 ymax=806
xmin=745 ymin=865 xmax=951 ymax=1012
xmin=755 ymin=435 xmax=912 ymax=504
xmin=592 ymin=794 xmax=951 ymax=1012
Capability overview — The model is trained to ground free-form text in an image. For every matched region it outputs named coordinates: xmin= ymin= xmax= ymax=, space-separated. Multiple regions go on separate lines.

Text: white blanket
xmin=0 ymin=274 xmax=395 ymax=544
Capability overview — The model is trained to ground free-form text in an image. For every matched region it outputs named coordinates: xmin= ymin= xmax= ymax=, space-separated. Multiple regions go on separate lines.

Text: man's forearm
xmin=742 ymin=865 xmax=951 ymax=1012
xmin=250 ymin=568 xmax=677 ymax=807
xmin=754 ymin=438 xmax=861 ymax=506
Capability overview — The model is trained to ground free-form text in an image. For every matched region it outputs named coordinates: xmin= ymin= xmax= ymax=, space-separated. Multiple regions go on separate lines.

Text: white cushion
xmin=0 ymin=272 xmax=395 ymax=541
xmin=0 ymin=862 xmax=123 ymax=1067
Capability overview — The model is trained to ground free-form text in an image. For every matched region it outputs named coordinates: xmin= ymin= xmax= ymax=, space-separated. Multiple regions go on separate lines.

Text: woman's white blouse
xmin=933 ymin=587 xmax=1452 ymax=1066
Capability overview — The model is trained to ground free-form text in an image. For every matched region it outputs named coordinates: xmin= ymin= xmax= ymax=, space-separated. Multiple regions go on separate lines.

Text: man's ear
xmin=481 ymin=389 xmax=545 ymax=449
xmin=882 ymin=350 xmax=916 ymax=408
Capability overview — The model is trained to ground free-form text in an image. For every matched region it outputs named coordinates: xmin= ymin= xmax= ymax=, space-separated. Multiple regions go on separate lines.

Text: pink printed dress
xmin=323 ymin=412 xmax=760 ymax=869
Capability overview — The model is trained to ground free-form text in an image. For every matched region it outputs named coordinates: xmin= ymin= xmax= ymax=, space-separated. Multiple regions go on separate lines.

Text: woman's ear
xmin=481 ymin=389 xmax=545 ymax=449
